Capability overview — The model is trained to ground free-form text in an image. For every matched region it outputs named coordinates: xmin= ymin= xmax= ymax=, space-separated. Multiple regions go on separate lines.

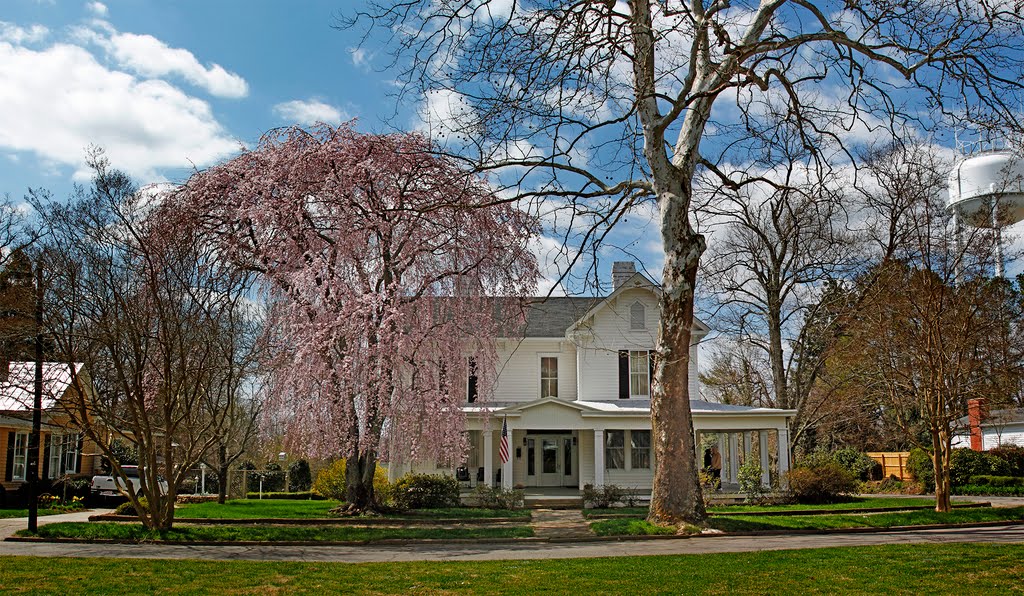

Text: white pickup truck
xmin=91 ymin=466 xmax=169 ymax=499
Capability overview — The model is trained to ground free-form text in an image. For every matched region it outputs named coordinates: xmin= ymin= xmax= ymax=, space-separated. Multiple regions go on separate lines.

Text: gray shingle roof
xmin=522 ymin=297 xmax=603 ymax=337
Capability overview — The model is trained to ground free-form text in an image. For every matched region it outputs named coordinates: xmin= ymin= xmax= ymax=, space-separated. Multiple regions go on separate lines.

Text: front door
xmin=526 ymin=433 xmax=576 ymax=487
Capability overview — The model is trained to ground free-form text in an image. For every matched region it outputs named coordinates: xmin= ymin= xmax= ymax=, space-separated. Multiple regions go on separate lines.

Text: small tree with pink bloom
xmin=176 ymin=124 xmax=538 ymax=511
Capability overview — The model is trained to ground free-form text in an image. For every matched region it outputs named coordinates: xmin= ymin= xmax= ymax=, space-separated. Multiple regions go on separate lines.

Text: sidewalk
xmin=0 ymin=508 xmax=113 ymax=540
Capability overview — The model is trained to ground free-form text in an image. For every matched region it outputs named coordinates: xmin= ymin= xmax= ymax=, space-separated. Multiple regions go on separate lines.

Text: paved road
xmin=1 ymin=496 xmax=1022 ymax=563
xmin=1 ymin=523 xmax=1023 ymax=563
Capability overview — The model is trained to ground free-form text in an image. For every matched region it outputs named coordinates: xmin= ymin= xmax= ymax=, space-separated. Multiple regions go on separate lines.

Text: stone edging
xmin=7 ymin=519 xmax=1022 ymax=547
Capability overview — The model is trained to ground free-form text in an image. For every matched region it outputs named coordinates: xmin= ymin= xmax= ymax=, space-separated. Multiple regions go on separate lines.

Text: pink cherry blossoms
xmin=175 ymin=124 xmax=538 ymax=467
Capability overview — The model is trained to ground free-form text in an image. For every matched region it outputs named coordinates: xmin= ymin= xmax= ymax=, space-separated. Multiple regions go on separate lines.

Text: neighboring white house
xmin=387 ymin=262 xmax=795 ymax=493
xmin=952 ymin=398 xmax=1024 ymax=451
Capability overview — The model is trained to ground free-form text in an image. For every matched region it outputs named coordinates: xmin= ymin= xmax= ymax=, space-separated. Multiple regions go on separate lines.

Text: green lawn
xmin=584 ymin=496 xmax=967 ymax=518
xmin=2 ymin=543 xmax=1024 ymax=593
xmin=590 ymin=506 xmax=1024 ymax=535
xmin=173 ymin=500 xmax=529 ymax=520
xmin=174 ymin=499 xmax=342 ymax=519
xmin=19 ymin=521 xmax=532 ymax=543
xmin=0 ymin=508 xmax=68 ymax=520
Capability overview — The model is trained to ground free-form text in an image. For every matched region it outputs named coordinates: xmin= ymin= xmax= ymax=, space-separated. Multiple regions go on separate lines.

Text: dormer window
xmin=630 ymin=301 xmax=646 ymax=330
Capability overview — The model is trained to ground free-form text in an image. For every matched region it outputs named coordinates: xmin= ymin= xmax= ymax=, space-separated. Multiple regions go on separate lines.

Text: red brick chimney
xmin=968 ymin=398 xmax=988 ymax=452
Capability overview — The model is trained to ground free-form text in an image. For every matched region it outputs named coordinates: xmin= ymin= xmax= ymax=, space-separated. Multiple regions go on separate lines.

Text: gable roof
xmin=0 ymin=362 xmax=83 ymax=412
xmin=522 ymin=297 xmax=603 ymax=337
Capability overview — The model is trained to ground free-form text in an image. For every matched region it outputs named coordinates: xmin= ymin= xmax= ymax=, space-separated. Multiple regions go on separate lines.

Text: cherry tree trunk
xmin=345 ymin=452 xmax=378 ymax=511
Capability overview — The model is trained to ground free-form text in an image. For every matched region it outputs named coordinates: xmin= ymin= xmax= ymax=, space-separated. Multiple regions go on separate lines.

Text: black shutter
xmin=618 ymin=350 xmax=629 ymax=399
xmin=467 ymin=358 xmax=478 ymax=403
xmin=42 ymin=435 xmax=50 ymax=480
xmin=76 ymin=434 xmax=84 ymax=474
xmin=4 ymin=432 xmax=14 ymax=482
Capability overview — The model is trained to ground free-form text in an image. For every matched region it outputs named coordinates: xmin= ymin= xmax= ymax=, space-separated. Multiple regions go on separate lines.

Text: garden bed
xmin=14 ymin=521 xmax=534 ymax=543
xmin=583 ymin=497 xmax=976 ymax=518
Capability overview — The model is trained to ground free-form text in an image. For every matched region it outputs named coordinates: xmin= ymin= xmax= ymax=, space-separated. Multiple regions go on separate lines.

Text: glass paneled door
xmin=526 ymin=433 xmax=577 ymax=487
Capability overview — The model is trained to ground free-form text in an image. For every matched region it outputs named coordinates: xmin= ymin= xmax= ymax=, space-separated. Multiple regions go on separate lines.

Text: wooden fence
xmin=866 ymin=451 xmax=911 ymax=481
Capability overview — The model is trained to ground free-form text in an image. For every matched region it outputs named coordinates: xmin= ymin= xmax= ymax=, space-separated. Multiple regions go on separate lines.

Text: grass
xmin=590 ymin=506 xmax=1024 ymax=535
xmin=174 ymin=499 xmax=342 ymax=519
xmin=583 ymin=496 xmax=966 ymax=518
xmin=0 ymin=508 xmax=69 ymax=520
xmin=18 ymin=521 xmax=533 ymax=543
xmin=2 ymin=543 xmax=1024 ymax=593
xmin=173 ymin=500 xmax=529 ymax=520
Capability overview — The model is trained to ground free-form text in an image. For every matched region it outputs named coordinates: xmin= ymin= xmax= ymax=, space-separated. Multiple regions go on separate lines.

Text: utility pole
xmin=27 ymin=262 xmax=43 ymax=533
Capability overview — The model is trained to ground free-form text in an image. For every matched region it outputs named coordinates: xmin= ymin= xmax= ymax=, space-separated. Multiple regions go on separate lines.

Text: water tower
xmin=948 ymin=144 xmax=1024 ymax=277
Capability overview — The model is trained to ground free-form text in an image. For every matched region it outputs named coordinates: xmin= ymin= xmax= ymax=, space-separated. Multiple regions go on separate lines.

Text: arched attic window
xmin=630 ymin=301 xmax=646 ymax=330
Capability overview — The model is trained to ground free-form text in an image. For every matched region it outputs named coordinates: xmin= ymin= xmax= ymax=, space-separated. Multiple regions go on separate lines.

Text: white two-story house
xmin=387 ymin=262 xmax=795 ymax=494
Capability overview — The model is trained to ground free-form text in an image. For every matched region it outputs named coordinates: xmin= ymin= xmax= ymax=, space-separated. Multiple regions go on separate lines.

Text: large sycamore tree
xmin=351 ymin=0 xmax=1024 ymax=525
xmin=176 ymin=125 xmax=538 ymax=511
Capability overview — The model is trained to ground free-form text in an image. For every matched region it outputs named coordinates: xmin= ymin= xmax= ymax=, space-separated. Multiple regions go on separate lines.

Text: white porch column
xmin=759 ymin=431 xmax=770 ymax=487
xmin=501 ymin=428 xmax=514 ymax=490
xmin=594 ymin=429 xmax=605 ymax=487
xmin=777 ymin=427 xmax=791 ymax=489
xmin=483 ymin=428 xmax=494 ymax=488
xmin=728 ymin=433 xmax=739 ymax=484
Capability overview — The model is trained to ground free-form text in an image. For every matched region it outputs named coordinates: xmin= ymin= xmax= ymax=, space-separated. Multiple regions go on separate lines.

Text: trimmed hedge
xmin=955 ymin=484 xmax=1024 ymax=496
xmin=244 ymin=491 xmax=325 ymax=500
xmin=787 ymin=462 xmax=858 ymax=504
xmin=949 ymin=449 xmax=1011 ymax=487
xmin=967 ymin=475 xmax=1024 ymax=487
xmin=988 ymin=446 xmax=1024 ymax=477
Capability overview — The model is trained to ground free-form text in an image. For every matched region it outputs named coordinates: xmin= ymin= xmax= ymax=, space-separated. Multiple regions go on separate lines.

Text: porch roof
xmin=463 ymin=397 xmax=795 ymax=419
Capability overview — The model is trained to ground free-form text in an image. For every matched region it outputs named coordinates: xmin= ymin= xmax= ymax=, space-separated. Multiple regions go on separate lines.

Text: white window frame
xmin=605 ymin=430 xmax=625 ymax=470
xmin=11 ymin=432 xmax=28 ymax=481
xmin=629 ymin=350 xmax=650 ymax=397
xmin=539 ymin=354 xmax=559 ymax=398
xmin=630 ymin=430 xmax=652 ymax=470
xmin=48 ymin=433 xmax=80 ymax=479
xmin=630 ymin=301 xmax=646 ymax=330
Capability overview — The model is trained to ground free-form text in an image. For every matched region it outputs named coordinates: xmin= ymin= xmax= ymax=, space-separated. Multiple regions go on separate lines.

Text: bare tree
xmin=32 ymin=155 xmax=258 ymax=530
xmin=350 ymin=0 xmax=1024 ymax=525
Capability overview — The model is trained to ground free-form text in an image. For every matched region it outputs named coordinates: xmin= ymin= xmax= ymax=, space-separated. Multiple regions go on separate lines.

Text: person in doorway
xmin=710 ymin=445 xmax=722 ymax=481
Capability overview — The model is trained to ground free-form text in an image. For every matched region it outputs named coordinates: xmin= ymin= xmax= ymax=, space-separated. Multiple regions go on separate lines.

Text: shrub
xmin=738 ymin=459 xmax=768 ymax=504
xmin=787 ymin=462 xmax=857 ymax=504
xmin=988 ymin=445 xmax=1024 ymax=477
xmin=698 ymin=469 xmax=721 ymax=509
xmin=472 ymin=485 xmax=525 ymax=509
xmin=907 ymin=448 xmax=935 ymax=491
xmin=950 ymin=448 xmax=1011 ymax=487
xmin=955 ymin=484 xmax=1024 ymax=496
xmin=392 ymin=474 xmax=461 ymax=509
xmin=831 ymin=448 xmax=881 ymax=481
xmin=582 ymin=484 xmax=626 ymax=509
xmin=311 ymin=459 xmax=392 ymax=505
xmin=967 ymin=475 xmax=1024 ymax=487
xmin=114 ymin=497 xmax=149 ymax=516
xmin=289 ymin=459 xmax=313 ymax=491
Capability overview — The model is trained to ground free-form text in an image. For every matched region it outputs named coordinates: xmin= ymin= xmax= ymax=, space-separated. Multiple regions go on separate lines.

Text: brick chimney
xmin=968 ymin=398 xmax=988 ymax=452
xmin=611 ymin=261 xmax=637 ymax=289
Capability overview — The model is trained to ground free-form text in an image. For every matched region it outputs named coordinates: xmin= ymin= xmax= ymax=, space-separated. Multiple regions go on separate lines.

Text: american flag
xmin=499 ymin=417 xmax=510 ymax=464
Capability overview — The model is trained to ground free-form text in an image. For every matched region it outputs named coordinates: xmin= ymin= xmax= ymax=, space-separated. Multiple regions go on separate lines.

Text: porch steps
xmin=524 ymin=497 xmax=583 ymax=509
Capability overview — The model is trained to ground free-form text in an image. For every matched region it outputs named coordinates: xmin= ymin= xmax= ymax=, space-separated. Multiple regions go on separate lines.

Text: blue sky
xmin=0 ymin=0 xmax=401 ymax=192
xmin=0 ymin=0 xmax=661 ymax=293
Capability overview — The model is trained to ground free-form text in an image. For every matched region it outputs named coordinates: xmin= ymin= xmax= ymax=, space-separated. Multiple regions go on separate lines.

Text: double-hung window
xmin=605 ymin=430 xmax=625 ymax=470
xmin=48 ymin=433 xmax=80 ymax=479
xmin=629 ymin=351 xmax=650 ymax=397
xmin=540 ymin=356 xmax=558 ymax=398
xmin=631 ymin=430 xmax=651 ymax=469
xmin=11 ymin=432 xmax=28 ymax=481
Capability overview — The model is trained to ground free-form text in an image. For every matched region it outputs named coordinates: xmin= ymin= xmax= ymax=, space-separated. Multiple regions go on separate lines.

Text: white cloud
xmin=349 ymin=47 xmax=369 ymax=69
xmin=0 ymin=22 xmax=48 ymax=44
xmin=85 ymin=2 xmax=108 ymax=16
xmin=0 ymin=41 xmax=240 ymax=181
xmin=102 ymin=32 xmax=248 ymax=98
xmin=273 ymin=99 xmax=348 ymax=125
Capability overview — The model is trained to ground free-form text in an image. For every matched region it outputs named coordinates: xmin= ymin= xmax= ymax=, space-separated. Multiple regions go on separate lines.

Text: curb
xmin=8 ymin=520 xmax=1022 ymax=547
